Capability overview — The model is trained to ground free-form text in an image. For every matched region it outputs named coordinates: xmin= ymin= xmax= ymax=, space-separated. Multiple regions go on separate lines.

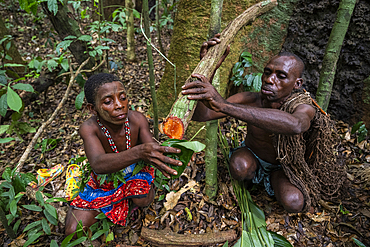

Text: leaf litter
xmin=0 ymin=4 xmax=369 ymax=247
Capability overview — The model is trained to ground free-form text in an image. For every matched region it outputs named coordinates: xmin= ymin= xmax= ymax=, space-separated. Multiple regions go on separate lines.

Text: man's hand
xmin=200 ymin=33 xmax=230 ymax=82
xmin=140 ymin=143 xmax=182 ymax=178
xmin=182 ymin=73 xmax=227 ymax=112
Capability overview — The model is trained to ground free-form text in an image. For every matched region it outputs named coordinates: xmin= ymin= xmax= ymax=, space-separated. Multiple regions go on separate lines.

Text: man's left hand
xmin=182 ymin=73 xmax=227 ymax=112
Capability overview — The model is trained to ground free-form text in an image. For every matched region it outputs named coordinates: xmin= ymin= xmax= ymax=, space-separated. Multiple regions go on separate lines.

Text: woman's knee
xmin=280 ymin=191 xmax=304 ymax=213
xmin=132 ymin=186 xmax=154 ymax=207
xmin=229 ymin=148 xmax=258 ymax=181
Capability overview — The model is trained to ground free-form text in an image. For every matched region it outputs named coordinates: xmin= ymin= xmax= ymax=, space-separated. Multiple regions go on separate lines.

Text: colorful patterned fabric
xmin=70 ymin=117 xmax=154 ymax=226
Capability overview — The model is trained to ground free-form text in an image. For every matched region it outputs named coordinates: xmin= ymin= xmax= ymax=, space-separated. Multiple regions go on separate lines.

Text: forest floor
xmin=0 ymin=4 xmax=370 ymax=247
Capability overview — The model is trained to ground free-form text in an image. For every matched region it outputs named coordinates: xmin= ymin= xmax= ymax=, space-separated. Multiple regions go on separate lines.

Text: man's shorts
xmin=229 ymin=142 xmax=281 ymax=196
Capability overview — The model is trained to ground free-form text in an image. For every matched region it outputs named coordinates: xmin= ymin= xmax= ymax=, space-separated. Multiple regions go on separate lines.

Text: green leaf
xmin=50 ymin=240 xmax=59 ymax=247
xmin=240 ymin=51 xmax=252 ymax=59
xmin=95 ymin=213 xmax=107 ymax=219
xmin=45 ymin=204 xmax=58 ymax=219
xmin=64 ymin=35 xmax=77 ymax=40
xmin=77 ymin=35 xmax=92 ymax=42
xmin=222 ymin=240 xmax=228 ymax=247
xmin=21 ymin=173 xmax=37 ymax=185
xmin=5 ymin=41 xmax=11 ymax=51
xmin=132 ymin=161 xmax=146 ymax=176
xmin=23 ymin=231 xmax=42 ymax=247
xmin=47 ymin=0 xmax=58 ymax=15
xmin=46 ymin=197 xmax=68 ymax=203
xmin=269 ymin=231 xmax=292 ymax=247
xmin=172 ymin=140 xmax=206 ymax=153
xmin=10 ymin=199 xmax=17 ymax=216
xmin=2 ymin=167 xmax=11 ymax=181
xmin=0 ymin=125 xmax=9 ymax=135
xmin=43 ymin=208 xmax=58 ymax=225
xmin=353 ymin=238 xmax=366 ymax=247
xmin=23 ymin=220 xmax=42 ymax=232
xmin=91 ymin=229 xmax=107 ymax=241
xmin=61 ymin=232 xmax=75 ymax=247
xmin=13 ymin=219 xmax=21 ymax=233
xmin=66 ymin=236 xmax=87 ymax=247
xmin=233 ymin=62 xmax=242 ymax=74
xmin=56 ymin=40 xmax=73 ymax=55
xmin=6 ymin=86 xmax=22 ymax=112
xmin=12 ymin=173 xmax=26 ymax=193
xmin=246 ymin=74 xmax=255 ymax=87
xmin=233 ymin=230 xmax=252 ymax=247
xmin=3 ymin=63 xmax=25 ymax=67
xmin=61 ymin=59 xmax=69 ymax=71
xmin=0 ymin=74 xmax=7 ymax=85
xmin=11 ymin=83 xmax=34 ymax=93
xmin=47 ymin=59 xmax=58 ymax=72
xmin=158 ymin=194 xmax=165 ymax=201
xmin=106 ymin=231 xmax=114 ymax=242
xmin=75 ymin=90 xmax=84 ymax=110
xmin=36 ymin=191 xmax=45 ymax=206
xmin=252 ymin=73 xmax=262 ymax=92
xmin=22 ymin=204 xmax=43 ymax=212
xmin=0 ymin=94 xmax=7 ymax=117
xmin=351 ymin=121 xmax=364 ymax=134
xmin=41 ymin=218 xmax=51 ymax=235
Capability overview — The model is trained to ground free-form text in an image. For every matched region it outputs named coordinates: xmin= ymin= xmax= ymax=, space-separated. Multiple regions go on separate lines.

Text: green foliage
xmin=351 ymin=121 xmax=368 ymax=143
xmin=231 ymin=51 xmax=262 ymax=92
xmin=0 ymin=167 xmax=63 ymax=246
xmin=352 ymin=238 xmax=366 ymax=247
xmin=159 ymin=0 xmax=178 ymax=30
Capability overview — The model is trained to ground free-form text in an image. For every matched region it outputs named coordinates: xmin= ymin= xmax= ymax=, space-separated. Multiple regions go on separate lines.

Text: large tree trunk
xmin=315 ymin=0 xmax=356 ymax=111
xmin=204 ymin=0 xmax=223 ymax=201
xmin=163 ymin=0 xmax=277 ymax=138
xmin=0 ymin=16 xmax=26 ymax=78
xmin=41 ymin=1 xmax=97 ymax=72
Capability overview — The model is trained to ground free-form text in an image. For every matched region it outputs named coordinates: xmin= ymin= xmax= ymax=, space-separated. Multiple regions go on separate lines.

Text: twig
xmin=56 ymin=56 xmax=106 ymax=78
xmin=15 ymin=58 xmax=91 ymax=173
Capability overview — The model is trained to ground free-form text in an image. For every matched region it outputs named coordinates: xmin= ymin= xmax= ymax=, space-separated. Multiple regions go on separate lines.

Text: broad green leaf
xmin=61 ymin=232 xmax=76 ymax=247
xmin=47 ymin=59 xmax=58 ymax=72
xmin=241 ymin=51 xmax=252 ymax=59
xmin=66 ymin=236 xmax=87 ymax=247
xmin=47 ymin=0 xmax=58 ymax=15
xmin=222 ymin=241 xmax=228 ymax=247
xmin=77 ymin=35 xmax=92 ymax=42
xmin=2 ymin=167 xmax=11 ymax=181
xmin=351 ymin=121 xmax=364 ymax=134
xmin=50 ymin=240 xmax=59 ymax=247
xmin=10 ymin=199 xmax=17 ymax=216
xmin=353 ymin=238 xmax=366 ymax=247
xmin=21 ymin=173 xmax=37 ymax=185
xmin=252 ymin=73 xmax=262 ymax=92
xmin=22 ymin=204 xmax=43 ymax=212
xmin=5 ymin=41 xmax=11 ymax=50
xmin=12 ymin=173 xmax=26 ymax=193
xmin=23 ymin=220 xmax=42 ymax=232
xmin=173 ymin=140 xmax=206 ymax=153
xmin=75 ymin=73 xmax=86 ymax=88
xmin=106 ymin=231 xmax=114 ymax=242
xmin=75 ymin=90 xmax=84 ymax=109
xmin=13 ymin=219 xmax=21 ymax=233
xmin=41 ymin=218 xmax=51 ymax=235
xmin=23 ymin=231 xmax=42 ymax=247
xmin=95 ymin=212 xmax=107 ymax=219
xmin=269 ymin=231 xmax=292 ymax=247
xmin=0 ymin=75 xmax=7 ymax=85
xmin=61 ymin=58 xmax=69 ymax=71
xmin=0 ymin=94 xmax=7 ymax=117
xmin=7 ymin=87 xmax=22 ymax=112
xmin=43 ymin=208 xmax=58 ymax=225
xmin=91 ymin=229 xmax=107 ymax=241
xmin=36 ymin=191 xmax=45 ymax=206
xmin=132 ymin=161 xmax=145 ymax=176
xmin=45 ymin=203 xmax=58 ymax=219
xmin=246 ymin=74 xmax=255 ymax=87
xmin=233 ymin=230 xmax=253 ymax=247
xmin=0 ymin=125 xmax=9 ymax=135
xmin=56 ymin=40 xmax=73 ymax=55
xmin=64 ymin=35 xmax=77 ymax=40
xmin=46 ymin=197 xmax=68 ymax=203
xmin=11 ymin=83 xmax=34 ymax=93
xmin=232 ymin=62 xmax=242 ymax=74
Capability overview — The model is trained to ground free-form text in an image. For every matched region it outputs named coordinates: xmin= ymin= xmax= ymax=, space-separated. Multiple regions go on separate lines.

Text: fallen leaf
xmin=164 ymin=180 xmax=197 ymax=210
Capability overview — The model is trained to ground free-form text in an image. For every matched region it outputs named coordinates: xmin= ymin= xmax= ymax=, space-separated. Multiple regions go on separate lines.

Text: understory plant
xmin=218 ymin=127 xmax=292 ymax=247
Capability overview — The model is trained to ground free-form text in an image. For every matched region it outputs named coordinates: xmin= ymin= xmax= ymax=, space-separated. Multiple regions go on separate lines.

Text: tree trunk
xmin=143 ymin=0 xmax=159 ymax=139
xmin=163 ymin=0 xmax=277 ymax=137
xmin=41 ymin=1 xmax=97 ymax=72
xmin=126 ymin=0 xmax=137 ymax=62
xmin=315 ymin=0 xmax=356 ymax=111
xmin=156 ymin=0 xmax=165 ymax=55
xmin=204 ymin=0 xmax=223 ymax=201
xmin=0 ymin=15 xmax=26 ymax=78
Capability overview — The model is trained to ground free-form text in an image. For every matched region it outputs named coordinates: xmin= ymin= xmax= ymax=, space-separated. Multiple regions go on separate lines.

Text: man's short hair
xmin=84 ymin=73 xmax=124 ymax=105
xmin=277 ymin=51 xmax=305 ymax=77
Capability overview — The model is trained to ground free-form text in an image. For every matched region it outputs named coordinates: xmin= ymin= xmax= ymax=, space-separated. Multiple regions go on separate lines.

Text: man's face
xmin=261 ymin=56 xmax=302 ymax=103
xmin=92 ymin=81 xmax=129 ymax=125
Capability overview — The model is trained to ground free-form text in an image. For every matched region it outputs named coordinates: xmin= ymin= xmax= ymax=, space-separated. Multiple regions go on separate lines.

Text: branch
xmin=56 ymin=56 xmax=106 ymax=78
xmin=15 ymin=58 xmax=90 ymax=173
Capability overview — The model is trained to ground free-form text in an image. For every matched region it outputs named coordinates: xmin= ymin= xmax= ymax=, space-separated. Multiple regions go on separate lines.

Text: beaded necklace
xmin=96 ymin=117 xmax=131 ymax=152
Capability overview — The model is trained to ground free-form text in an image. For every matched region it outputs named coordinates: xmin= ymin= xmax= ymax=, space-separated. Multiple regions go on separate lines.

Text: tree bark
xmin=143 ymin=0 xmax=159 ymax=139
xmin=156 ymin=0 xmax=165 ymax=55
xmin=141 ymin=227 xmax=237 ymax=246
xmin=126 ymin=0 xmax=137 ymax=62
xmin=204 ymin=0 xmax=223 ymax=201
xmin=41 ymin=1 xmax=97 ymax=72
xmin=163 ymin=0 xmax=277 ymax=136
xmin=0 ymin=15 xmax=26 ymax=78
xmin=315 ymin=0 xmax=356 ymax=111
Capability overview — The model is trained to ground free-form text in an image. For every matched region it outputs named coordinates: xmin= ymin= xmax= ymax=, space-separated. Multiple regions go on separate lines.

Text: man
xmin=181 ymin=41 xmax=346 ymax=212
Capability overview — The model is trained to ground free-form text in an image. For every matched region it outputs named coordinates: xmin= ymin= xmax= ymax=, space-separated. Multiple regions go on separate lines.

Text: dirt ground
xmin=0 ymin=2 xmax=370 ymax=247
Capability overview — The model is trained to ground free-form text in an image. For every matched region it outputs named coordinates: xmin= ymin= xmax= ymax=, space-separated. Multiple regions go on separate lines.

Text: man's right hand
xmin=140 ymin=143 xmax=182 ymax=178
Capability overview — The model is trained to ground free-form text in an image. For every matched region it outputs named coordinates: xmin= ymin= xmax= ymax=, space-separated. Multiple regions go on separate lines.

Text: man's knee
xmin=229 ymin=148 xmax=257 ymax=181
xmin=280 ymin=191 xmax=304 ymax=213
